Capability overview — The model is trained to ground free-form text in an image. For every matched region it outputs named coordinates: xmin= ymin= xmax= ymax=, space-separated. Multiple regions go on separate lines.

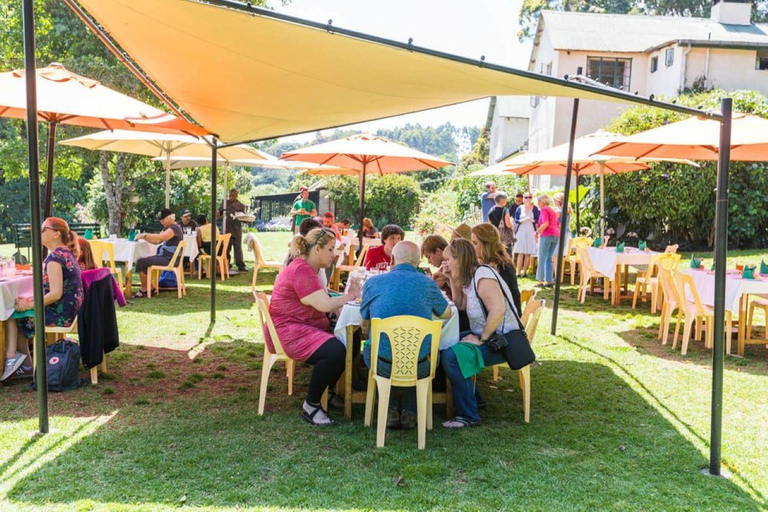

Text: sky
xmin=267 ymin=0 xmax=529 ymax=142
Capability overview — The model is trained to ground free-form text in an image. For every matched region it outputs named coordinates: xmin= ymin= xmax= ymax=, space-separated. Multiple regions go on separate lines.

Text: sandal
xmin=442 ymin=416 xmax=479 ymax=429
xmin=301 ymin=403 xmax=336 ymax=426
xmin=132 ymin=290 xmax=148 ymax=299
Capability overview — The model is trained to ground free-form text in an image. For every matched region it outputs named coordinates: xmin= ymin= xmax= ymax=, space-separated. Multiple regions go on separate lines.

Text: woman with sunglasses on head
xmin=513 ymin=192 xmax=539 ymax=278
xmin=2 ymin=218 xmax=84 ymax=381
xmin=268 ymin=228 xmax=358 ymax=426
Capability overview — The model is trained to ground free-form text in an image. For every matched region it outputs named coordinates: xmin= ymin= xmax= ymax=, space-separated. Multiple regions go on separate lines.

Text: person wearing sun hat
xmin=450 ymin=223 xmax=472 ymax=241
xmin=132 ymin=208 xmax=184 ymax=298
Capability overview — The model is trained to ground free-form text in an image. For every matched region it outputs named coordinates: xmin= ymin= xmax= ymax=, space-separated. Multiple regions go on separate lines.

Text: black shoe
xmin=387 ymin=408 xmax=401 ymax=429
xmin=237 ymin=266 xmax=247 ymax=272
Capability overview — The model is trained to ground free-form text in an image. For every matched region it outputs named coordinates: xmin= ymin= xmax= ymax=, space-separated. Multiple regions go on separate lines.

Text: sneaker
xmin=2 ymin=353 xmax=27 ymax=382
xmin=386 ymin=407 xmax=401 ymax=429
xmin=399 ymin=409 xmax=417 ymax=430
xmin=9 ymin=365 xmax=33 ymax=380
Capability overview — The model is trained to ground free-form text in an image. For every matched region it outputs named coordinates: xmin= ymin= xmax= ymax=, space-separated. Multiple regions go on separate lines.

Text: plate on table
xmin=19 ymin=270 xmax=33 ymax=276
xmin=346 ymin=300 xmax=362 ymax=306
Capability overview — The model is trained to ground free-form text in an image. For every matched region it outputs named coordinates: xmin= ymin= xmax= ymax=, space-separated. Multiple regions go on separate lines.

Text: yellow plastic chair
xmin=672 ymin=273 xmax=732 ymax=356
xmin=664 ymin=244 xmax=679 ymax=253
xmin=363 ymin=315 xmax=442 ymax=450
xmin=249 ymin=235 xmax=282 ymax=292
xmin=198 ymin=233 xmax=231 ymax=281
xmin=148 ymin=240 xmax=188 ymax=298
xmin=560 ymin=236 xmax=593 ymax=284
xmin=746 ymin=294 xmax=768 ymax=349
xmin=657 ymin=268 xmax=682 ymax=346
xmin=89 ymin=240 xmax=124 ymax=288
xmin=333 ymin=244 xmax=370 ymax=291
xmin=632 ymin=253 xmax=681 ymax=312
xmin=576 ymin=247 xmax=611 ymax=303
xmin=253 ymin=292 xmax=296 ymax=415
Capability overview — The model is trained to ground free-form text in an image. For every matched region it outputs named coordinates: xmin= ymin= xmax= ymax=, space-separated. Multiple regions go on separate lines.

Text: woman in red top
xmin=534 ymin=194 xmax=560 ymax=288
xmin=364 ymin=224 xmax=404 ymax=271
xmin=268 ymin=228 xmax=358 ymax=426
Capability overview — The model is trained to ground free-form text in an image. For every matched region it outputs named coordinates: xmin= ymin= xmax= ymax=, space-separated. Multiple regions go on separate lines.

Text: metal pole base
xmin=700 ymin=467 xmax=731 ymax=479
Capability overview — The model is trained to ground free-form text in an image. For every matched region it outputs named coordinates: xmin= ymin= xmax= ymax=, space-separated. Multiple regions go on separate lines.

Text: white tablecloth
xmin=99 ymin=234 xmax=199 ymax=268
xmin=587 ymin=247 xmax=656 ymax=277
xmin=684 ymin=268 xmax=768 ymax=313
xmin=341 ymin=236 xmax=382 ymax=259
xmin=334 ymin=303 xmax=460 ymax=350
xmin=0 ymin=274 xmax=33 ymax=321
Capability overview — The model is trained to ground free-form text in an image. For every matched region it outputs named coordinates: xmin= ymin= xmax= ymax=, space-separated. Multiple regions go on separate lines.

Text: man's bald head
xmin=391 ymin=241 xmax=421 ymax=268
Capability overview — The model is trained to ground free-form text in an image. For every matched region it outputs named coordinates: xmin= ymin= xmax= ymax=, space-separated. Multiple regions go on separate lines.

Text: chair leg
xmin=258 ymin=353 xmax=277 ymax=416
xmin=287 ymin=360 xmax=295 ymax=396
xmin=681 ymin=317 xmax=694 ymax=355
xmin=416 ymin=380 xmax=429 ymax=449
xmin=90 ymin=366 xmax=98 ymax=385
xmin=100 ymin=352 xmax=107 ymax=373
xmin=519 ymin=365 xmax=531 ymax=423
xmin=321 ymin=388 xmax=329 ymax=411
xmin=632 ymin=282 xmax=642 ymax=309
xmin=251 ymin=266 xmax=260 ymax=292
xmin=364 ymin=370 xmax=376 ymax=427
xmin=725 ymin=312 xmax=733 ymax=355
xmin=374 ymin=377 xmax=391 ymax=448
xmin=176 ymin=269 xmax=183 ymax=298
xmin=426 ymin=380 xmax=433 ymax=431
xmin=492 ymin=365 xmax=500 ymax=382
xmin=672 ymin=313 xmax=683 ymax=348
xmin=658 ymin=303 xmax=666 ymax=340
xmin=650 ymin=284 xmax=658 ymax=313
xmin=747 ymin=303 xmax=756 ymax=340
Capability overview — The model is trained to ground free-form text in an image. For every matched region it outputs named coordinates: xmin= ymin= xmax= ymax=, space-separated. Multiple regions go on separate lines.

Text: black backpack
xmin=32 ymin=339 xmax=82 ymax=392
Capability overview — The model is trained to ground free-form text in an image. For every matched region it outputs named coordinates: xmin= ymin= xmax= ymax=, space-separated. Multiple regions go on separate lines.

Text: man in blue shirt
xmin=360 ymin=241 xmax=451 ymax=430
xmin=480 ymin=181 xmax=497 ymax=222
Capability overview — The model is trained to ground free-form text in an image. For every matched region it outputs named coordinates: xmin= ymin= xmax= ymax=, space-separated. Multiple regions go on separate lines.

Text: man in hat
xmin=480 ymin=181 xmax=497 ymax=222
xmin=290 ymin=186 xmax=317 ymax=233
xmin=219 ymin=188 xmax=248 ymax=272
xmin=133 ymin=208 xmax=184 ymax=298
xmin=177 ymin=209 xmax=198 ymax=235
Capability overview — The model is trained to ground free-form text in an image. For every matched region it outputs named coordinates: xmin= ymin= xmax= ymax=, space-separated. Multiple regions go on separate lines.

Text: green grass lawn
xmin=1 ymin=234 xmax=767 ymax=510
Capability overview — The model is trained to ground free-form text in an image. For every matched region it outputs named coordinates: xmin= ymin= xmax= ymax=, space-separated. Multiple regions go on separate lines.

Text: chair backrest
xmin=216 ymin=233 xmax=232 ymax=257
xmin=524 ymin=299 xmax=545 ymax=344
xmin=253 ymin=291 xmax=287 ymax=356
xmin=658 ymin=268 xmax=679 ymax=305
xmin=354 ymin=244 xmax=370 ymax=267
xmin=249 ymin=234 xmax=267 ymax=264
xmin=370 ymin=315 xmax=442 ymax=387
xmin=577 ymin=247 xmax=596 ymax=275
xmin=89 ymin=240 xmax=117 ymax=273
xmin=665 ymin=244 xmax=679 ymax=254
xmin=167 ymin=240 xmax=187 ymax=268
xmin=640 ymin=253 xmax=664 ymax=280
xmin=520 ymin=295 xmax=542 ymax=326
xmin=675 ymin=272 xmax=705 ymax=313
xmin=656 ymin=252 xmax=682 ymax=272
xmin=519 ymin=288 xmax=535 ymax=309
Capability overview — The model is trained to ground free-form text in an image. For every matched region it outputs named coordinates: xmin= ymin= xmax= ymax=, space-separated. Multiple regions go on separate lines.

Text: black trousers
xmin=227 ymin=229 xmax=245 ymax=269
xmin=305 ymin=338 xmax=346 ymax=405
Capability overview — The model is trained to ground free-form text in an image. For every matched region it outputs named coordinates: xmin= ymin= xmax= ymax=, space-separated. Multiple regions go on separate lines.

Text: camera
xmin=486 ymin=333 xmax=508 ymax=352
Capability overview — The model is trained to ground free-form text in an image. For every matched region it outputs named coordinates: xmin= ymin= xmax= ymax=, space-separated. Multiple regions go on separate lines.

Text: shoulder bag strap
xmin=472 ymin=265 xmax=524 ymax=332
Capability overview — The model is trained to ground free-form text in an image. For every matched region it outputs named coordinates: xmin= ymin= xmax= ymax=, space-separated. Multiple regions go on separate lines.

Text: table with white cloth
xmin=340 ymin=236 xmax=382 ymax=265
xmin=684 ymin=268 xmax=768 ymax=355
xmin=98 ymin=235 xmax=199 ymax=295
xmin=333 ymin=302 xmax=460 ymax=419
xmin=0 ymin=273 xmax=33 ymax=363
xmin=586 ymin=247 xmax=657 ymax=305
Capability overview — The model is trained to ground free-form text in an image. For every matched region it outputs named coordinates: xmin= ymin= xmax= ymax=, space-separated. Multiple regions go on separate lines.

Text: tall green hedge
xmin=324 ymin=174 xmax=421 ymax=229
xmin=601 ymin=89 xmax=768 ymax=250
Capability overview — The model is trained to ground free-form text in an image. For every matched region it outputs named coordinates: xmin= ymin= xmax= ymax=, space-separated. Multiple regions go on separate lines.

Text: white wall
xmin=489 ymin=116 xmax=529 ymax=163
xmin=687 ymin=48 xmax=768 ymax=96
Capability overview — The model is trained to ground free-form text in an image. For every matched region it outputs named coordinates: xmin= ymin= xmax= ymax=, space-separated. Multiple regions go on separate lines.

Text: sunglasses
xmin=524 ymin=196 xmax=532 ymax=199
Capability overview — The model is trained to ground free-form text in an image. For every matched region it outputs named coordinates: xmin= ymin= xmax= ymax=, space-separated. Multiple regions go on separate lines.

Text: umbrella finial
xmin=327 ymin=19 xmax=333 ymax=32
xmin=408 ymin=37 xmax=413 ymax=46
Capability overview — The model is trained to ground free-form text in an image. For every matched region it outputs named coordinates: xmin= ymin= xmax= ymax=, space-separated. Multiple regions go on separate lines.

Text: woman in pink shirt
xmin=534 ymin=194 xmax=560 ymax=288
xmin=268 ymin=228 xmax=358 ymax=426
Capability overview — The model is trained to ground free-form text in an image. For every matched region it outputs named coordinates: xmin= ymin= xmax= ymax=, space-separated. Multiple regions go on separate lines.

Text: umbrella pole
xmin=43 ymin=121 xmax=57 ymax=219
xmin=210 ymin=143 xmax=218 ymax=324
xmin=600 ymin=164 xmax=606 ymax=238
xmin=575 ymin=172 xmax=580 ymax=233
xmin=709 ymin=98 xmax=732 ymax=477
xmin=22 ymin=0 xmax=49 ymax=434
xmin=222 ymin=164 xmax=229 ymax=234
xmin=551 ymin=98 xmax=579 ymax=337
xmin=165 ymin=154 xmax=171 ymax=208
xmin=358 ymin=165 xmax=367 ymax=252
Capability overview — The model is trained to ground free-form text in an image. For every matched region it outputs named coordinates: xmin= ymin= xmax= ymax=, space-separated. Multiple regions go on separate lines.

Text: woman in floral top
xmin=2 ymin=218 xmax=84 ymax=381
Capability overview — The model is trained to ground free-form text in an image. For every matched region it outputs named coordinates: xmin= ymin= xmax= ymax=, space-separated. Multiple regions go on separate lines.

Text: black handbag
xmin=473 ymin=265 xmax=536 ymax=370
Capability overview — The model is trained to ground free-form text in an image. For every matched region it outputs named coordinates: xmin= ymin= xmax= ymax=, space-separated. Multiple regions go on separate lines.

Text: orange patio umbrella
xmin=281 ymin=133 xmax=452 ymax=246
xmin=0 ymin=63 xmax=207 ymax=217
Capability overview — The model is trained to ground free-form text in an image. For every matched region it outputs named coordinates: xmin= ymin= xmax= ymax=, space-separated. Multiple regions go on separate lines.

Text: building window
xmin=757 ymin=50 xmax=768 ymax=70
xmin=650 ymin=56 xmax=659 ymax=73
xmin=587 ymin=57 xmax=632 ymax=91
xmin=530 ymin=96 xmax=540 ymax=108
xmin=545 ymin=61 xmax=552 ymax=76
xmin=665 ymin=48 xmax=674 ymax=67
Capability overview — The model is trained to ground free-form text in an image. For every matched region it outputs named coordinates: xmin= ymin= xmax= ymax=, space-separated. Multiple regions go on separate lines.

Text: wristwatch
xmin=479 ymin=336 xmax=491 ymax=344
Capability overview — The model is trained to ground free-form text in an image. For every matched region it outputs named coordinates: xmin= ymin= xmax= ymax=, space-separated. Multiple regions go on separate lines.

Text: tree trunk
xmin=99 ymin=152 xmax=126 ymax=236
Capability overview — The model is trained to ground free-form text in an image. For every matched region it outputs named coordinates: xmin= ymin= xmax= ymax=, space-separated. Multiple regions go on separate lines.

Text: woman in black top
xmin=133 ymin=208 xmax=184 ymax=298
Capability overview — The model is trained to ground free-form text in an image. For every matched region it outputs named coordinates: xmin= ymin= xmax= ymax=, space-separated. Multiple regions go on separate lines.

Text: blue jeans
xmin=536 ymin=235 xmax=559 ymax=282
xmin=441 ymin=343 xmax=508 ymax=422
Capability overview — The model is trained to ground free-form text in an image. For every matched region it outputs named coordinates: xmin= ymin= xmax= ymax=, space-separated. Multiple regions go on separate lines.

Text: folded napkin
xmin=616 ymin=242 xmax=625 ymax=253
xmin=592 ymin=237 xmax=602 ymax=248
xmin=690 ymin=256 xmax=702 ymax=269
xmin=127 ymin=229 xmax=137 ymax=242
xmin=15 ymin=264 xmax=30 ymax=271
xmin=83 ymin=228 xmax=93 ymax=240
xmin=761 ymin=260 xmax=768 ymax=275
xmin=742 ymin=265 xmax=757 ymax=280
xmin=451 ymin=342 xmax=486 ymax=378
xmin=10 ymin=310 xmax=35 ymax=319
xmin=639 ymin=240 xmax=647 ymax=251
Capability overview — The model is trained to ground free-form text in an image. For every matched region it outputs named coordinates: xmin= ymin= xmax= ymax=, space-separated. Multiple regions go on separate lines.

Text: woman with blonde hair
xmin=360 ymin=218 xmax=379 ymax=239
xmin=268 ymin=228 xmax=358 ymax=426
xmin=3 ymin=218 xmax=83 ymax=381
xmin=470 ymin=223 xmax=522 ymax=314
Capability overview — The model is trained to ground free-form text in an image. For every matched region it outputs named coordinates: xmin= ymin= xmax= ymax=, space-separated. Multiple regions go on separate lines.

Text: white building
xmin=487 ymin=96 xmax=530 ymax=164
xmin=496 ymin=0 xmax=768 ymax=188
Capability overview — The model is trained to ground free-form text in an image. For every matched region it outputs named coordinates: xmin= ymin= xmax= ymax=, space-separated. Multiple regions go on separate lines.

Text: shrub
xmin=325 ymin=174 xmax=421 ymax=229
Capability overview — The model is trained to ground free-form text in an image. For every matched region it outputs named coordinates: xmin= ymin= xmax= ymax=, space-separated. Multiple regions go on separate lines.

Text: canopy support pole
xmin=358 ymin=164 xmax=367 ymax=251
xmin=210 ymin=143 xmax=218 ymax=324
xmin=222 ymin=164 xmax=229 ymax=234
xmin=600 ymin=163 xmax=606 ymax=238
xmin=551 ymin=98 xmax=579 ymax=336
xmin=23 ymin=0 xmax=49 ymax=434
xmin=165 ymin=153 xmax=171 ymax=208
xmin=43 ymin=121 xmax=57 ymax=219
xmin=709 ymin=97 xmax=732 ymax=477
xmin=574 ymin=172 xmax=580 ymax=233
